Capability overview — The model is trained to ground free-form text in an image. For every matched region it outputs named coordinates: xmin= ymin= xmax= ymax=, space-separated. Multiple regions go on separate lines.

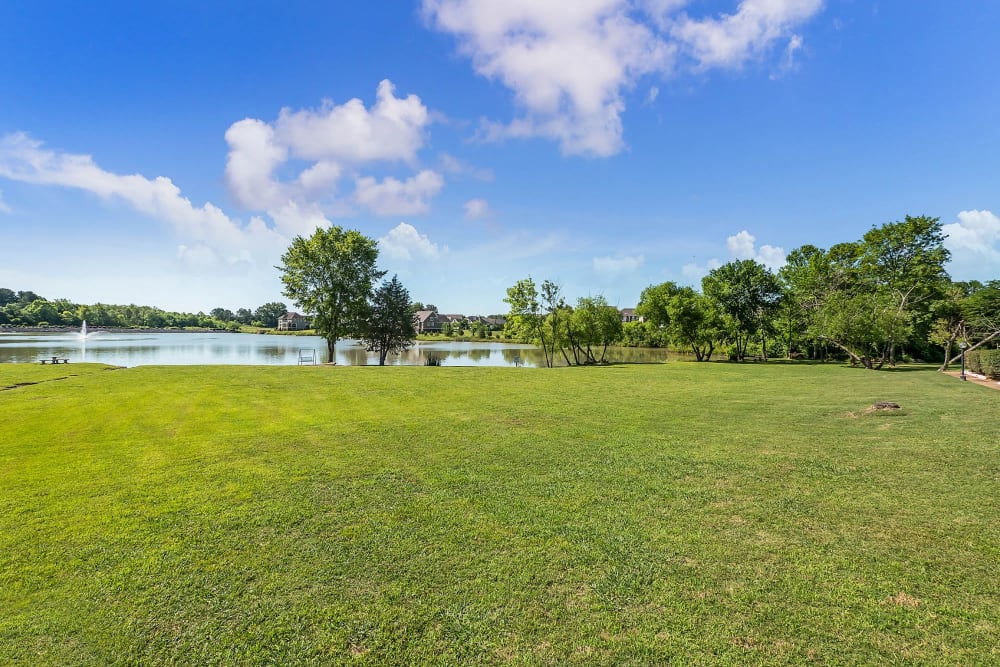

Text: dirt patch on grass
xmin=888 ymin=591 xmax=921 ymax=608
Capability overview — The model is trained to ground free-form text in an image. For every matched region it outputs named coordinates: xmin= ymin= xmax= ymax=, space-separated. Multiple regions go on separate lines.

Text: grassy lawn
xmin=1 ymin=362 xmax=998 ymax=665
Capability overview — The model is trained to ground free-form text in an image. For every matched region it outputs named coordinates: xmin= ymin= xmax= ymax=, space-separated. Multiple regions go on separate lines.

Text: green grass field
xmin=1 ymin=362 xmax=998 ymax=665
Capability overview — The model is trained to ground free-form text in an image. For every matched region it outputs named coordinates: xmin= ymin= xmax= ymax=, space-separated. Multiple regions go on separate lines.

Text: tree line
xmin=0 ymin=288 xmax=292 ymax=331
xmin=503 ymin=215 xmax=1000 ymax=369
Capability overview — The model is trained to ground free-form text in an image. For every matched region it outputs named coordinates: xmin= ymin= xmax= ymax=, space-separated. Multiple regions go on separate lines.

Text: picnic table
xmin=39 ymin=356 xmax=69 ymax=364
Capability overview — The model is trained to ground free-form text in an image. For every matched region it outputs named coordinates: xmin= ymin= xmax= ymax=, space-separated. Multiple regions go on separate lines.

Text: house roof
xmin=279 ymin=311 xmax=306 ymax=320
xmin=620 ymin=308 xmax=637 ymax=316
xmin=414 ymin=310 xmax=437 ymax=323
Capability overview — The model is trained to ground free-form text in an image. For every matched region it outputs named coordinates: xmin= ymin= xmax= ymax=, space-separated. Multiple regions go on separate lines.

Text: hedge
xmin=965 ymin=349 xmax=1000 ymax=379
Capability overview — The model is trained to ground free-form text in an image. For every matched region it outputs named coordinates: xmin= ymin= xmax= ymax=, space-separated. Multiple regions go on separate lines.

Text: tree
xmin=563 ymin=295 xmax=622 ymax=364
xmin=858 ymin=215 xmax=950 ymax=365
xmin=665 ymin=287 xmax=720 ymax=361
xmin=210 ymin=307 xmax=235 ymax=322
xmin=800 ymin=217 xmax=951 ymax=368
xmin=254 ymin=302 xmax=289 ymax=328
xmin=702 ymin=260 xmax=783 ymax=361
xmin=360 ymin=275 xmax=417 ymax=365
xmin=503 ymin=277 xmax=564 ymax=368
xmin=278 ymin=226 xmax=384 ymax=361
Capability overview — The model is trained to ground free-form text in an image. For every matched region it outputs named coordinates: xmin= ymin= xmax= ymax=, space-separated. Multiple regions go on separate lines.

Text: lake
xmin=0 ymin=331 xmax=672 ymax=367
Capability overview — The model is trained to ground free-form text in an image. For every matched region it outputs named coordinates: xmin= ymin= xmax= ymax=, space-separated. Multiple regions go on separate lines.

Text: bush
xmin=965 ymin=349 xmax=1000 ymax=378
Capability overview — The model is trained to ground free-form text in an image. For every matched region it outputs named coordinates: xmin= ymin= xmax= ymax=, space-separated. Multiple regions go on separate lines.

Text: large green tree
xmin=797 ymin=216 xmax=951 ymax=368
xmin=563 ymin=295 xmax=622 ymax=365
xmin=504 ymin=277 xmax=562 ymax=368
xmin=637 ymin=281 xmax=720 ymax=361
xmin=278 ymin=226 xmax=384 ymax=361
xmin=702 ymin=260 xmax=783 ymax=361
xmin=360 ymin=275 xmax=417 ymax=365
xmin=254 ymin=301 xmax=289 ymax=328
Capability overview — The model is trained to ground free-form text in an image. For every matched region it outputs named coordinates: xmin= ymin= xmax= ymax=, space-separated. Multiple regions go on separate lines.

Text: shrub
xmin=965 ymin=349 xmax=1000 ymax=378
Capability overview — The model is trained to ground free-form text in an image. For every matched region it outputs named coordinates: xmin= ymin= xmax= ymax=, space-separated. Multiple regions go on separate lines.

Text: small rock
xmin=873 ymin=401 xmax=901 ymax=410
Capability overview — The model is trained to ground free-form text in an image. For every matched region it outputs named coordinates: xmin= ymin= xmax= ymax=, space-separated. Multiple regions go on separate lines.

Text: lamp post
xmin=959 ymin=341 xmax=968 ymax=381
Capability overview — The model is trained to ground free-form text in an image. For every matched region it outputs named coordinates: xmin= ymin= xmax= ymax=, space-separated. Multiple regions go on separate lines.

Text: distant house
xmin=483 ymin=316 xmax=506 ymax=329
xmin=620 ymin=308 xmax=643 ymax=324
xmin=414 ymin=310 xmax=440 ymax=333
xmin=277 ymin=312 xmax=309 ymax=331
xmin=439 ymin=314 xmax=466 ymax=327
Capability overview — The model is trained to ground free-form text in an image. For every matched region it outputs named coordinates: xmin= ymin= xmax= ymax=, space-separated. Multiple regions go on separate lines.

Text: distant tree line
xmin=0 ymin=287 xmax=289 ymax=331
xmin=504 ymin=215 xmax=1000 ymax=369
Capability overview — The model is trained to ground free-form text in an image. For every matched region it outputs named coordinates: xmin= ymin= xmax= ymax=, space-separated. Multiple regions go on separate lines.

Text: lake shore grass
xmin=2 ymin=362 xmax=998 ymax=664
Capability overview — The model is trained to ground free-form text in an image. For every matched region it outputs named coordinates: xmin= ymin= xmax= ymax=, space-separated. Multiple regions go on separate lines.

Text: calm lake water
xmin=0 ymin=331 xmax=672 ymax=367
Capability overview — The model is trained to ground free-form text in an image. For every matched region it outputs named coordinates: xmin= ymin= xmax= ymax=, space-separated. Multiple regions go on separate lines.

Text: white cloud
xmin=224 ymin=118 xmax=289 ymax=211
xmin=378 ymin=222 xmax=447 ymax=261
xmin=424 ymin=0 xmax=675 ymax=156
xmin=0 ymin=132 xmax=286 ymax=266
xmin=671 ymin=0 xmax=822 ymax=70
xmin=354 ymin=170 xmax=445 ymax=216
xmin=593 ymin=254 xmax=645 ymax=274
xmin=943 ymin=209 xmax=1000 ymax=279
xmin=646 ymin=85 xmax=660 ymax=104
xmin=224 ymin=79 xmax=440 ymax=217
xmin=726 ymin=229 xmax=785 ymax=269
xmin=463 ymin=198 xmax=491 ymax=220
xmin=682 ymin=229 xmax=785 ymax=283
xmin=423 ymin=0 xmax=823 ymax=156
xmin=275 ymin=80 xmax=429 ymax=165
xmin=781 ymin=34 xmax=804 ymax=72
xmin=0 ymin=188 xmax=10 ymax=213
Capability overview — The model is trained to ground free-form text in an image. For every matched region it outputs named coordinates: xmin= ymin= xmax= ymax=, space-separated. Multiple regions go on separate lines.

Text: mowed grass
xmin=1 ymin=362 xmax=998 ymax=665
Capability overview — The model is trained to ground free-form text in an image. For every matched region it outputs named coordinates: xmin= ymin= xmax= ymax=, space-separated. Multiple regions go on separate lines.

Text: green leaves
xmin=278 ymin=226 xmax=384 ymax=359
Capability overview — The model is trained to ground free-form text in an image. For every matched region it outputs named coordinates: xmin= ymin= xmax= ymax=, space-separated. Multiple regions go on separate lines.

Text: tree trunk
xmin=820 ymin=336 xmax=869 ymax=368
xmin=938 ymin=332 xmax=957 ymax=371
xmin=327 ymin=337 xmax=336 ymax=363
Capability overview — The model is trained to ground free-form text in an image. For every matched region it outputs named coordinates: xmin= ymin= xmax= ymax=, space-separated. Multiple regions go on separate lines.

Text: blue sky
xmin=2 ymin=1 xmax=999 ymax=315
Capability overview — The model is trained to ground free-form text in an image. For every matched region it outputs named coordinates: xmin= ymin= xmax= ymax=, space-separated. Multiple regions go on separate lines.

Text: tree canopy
xmin=278 ymin=226 xmax=384 ymax=361
xmin=360 ymin=275 xmax=417 ymax=365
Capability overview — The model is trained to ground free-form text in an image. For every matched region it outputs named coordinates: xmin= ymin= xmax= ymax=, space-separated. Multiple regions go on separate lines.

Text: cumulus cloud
xmin=353 ymin=171 xmax=444 ymax=216
xmin=378 ymin=222 xmax=447 ymax=261
xmin=682 ymin=229 xmax=785 ymax=283
xmin=424 ymin=0 xmax=674 ymax=156
xmin=726 ymin=229 xmax=786 ymax=269
xmin=423 ymin=0 xmax=823 ymax=156
xmin=224 ymin=80 xmax=442 ymax=218
xmin=0 ymin=132 xmax=285 ymax=266
xmin=943 ymin=209 xmax=1000 ymax=279
xmin=463 ymin=198 xmax=491 ymax=220
xmin=594 ymin=254 xmax=645 ymax=274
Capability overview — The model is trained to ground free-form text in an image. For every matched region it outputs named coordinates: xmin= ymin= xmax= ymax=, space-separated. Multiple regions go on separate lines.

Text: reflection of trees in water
xmin=339 ymin=347 xmax=371 ymax=365
xmin=0 ymin=333 xmax=673 ymax=366
xmin=467 ymin=348 xmax=491 ymax=362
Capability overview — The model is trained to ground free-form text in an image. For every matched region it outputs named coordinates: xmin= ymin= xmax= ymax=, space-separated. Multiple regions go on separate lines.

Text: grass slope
xmin=1 ymin=362 xmax=998 ymax=665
